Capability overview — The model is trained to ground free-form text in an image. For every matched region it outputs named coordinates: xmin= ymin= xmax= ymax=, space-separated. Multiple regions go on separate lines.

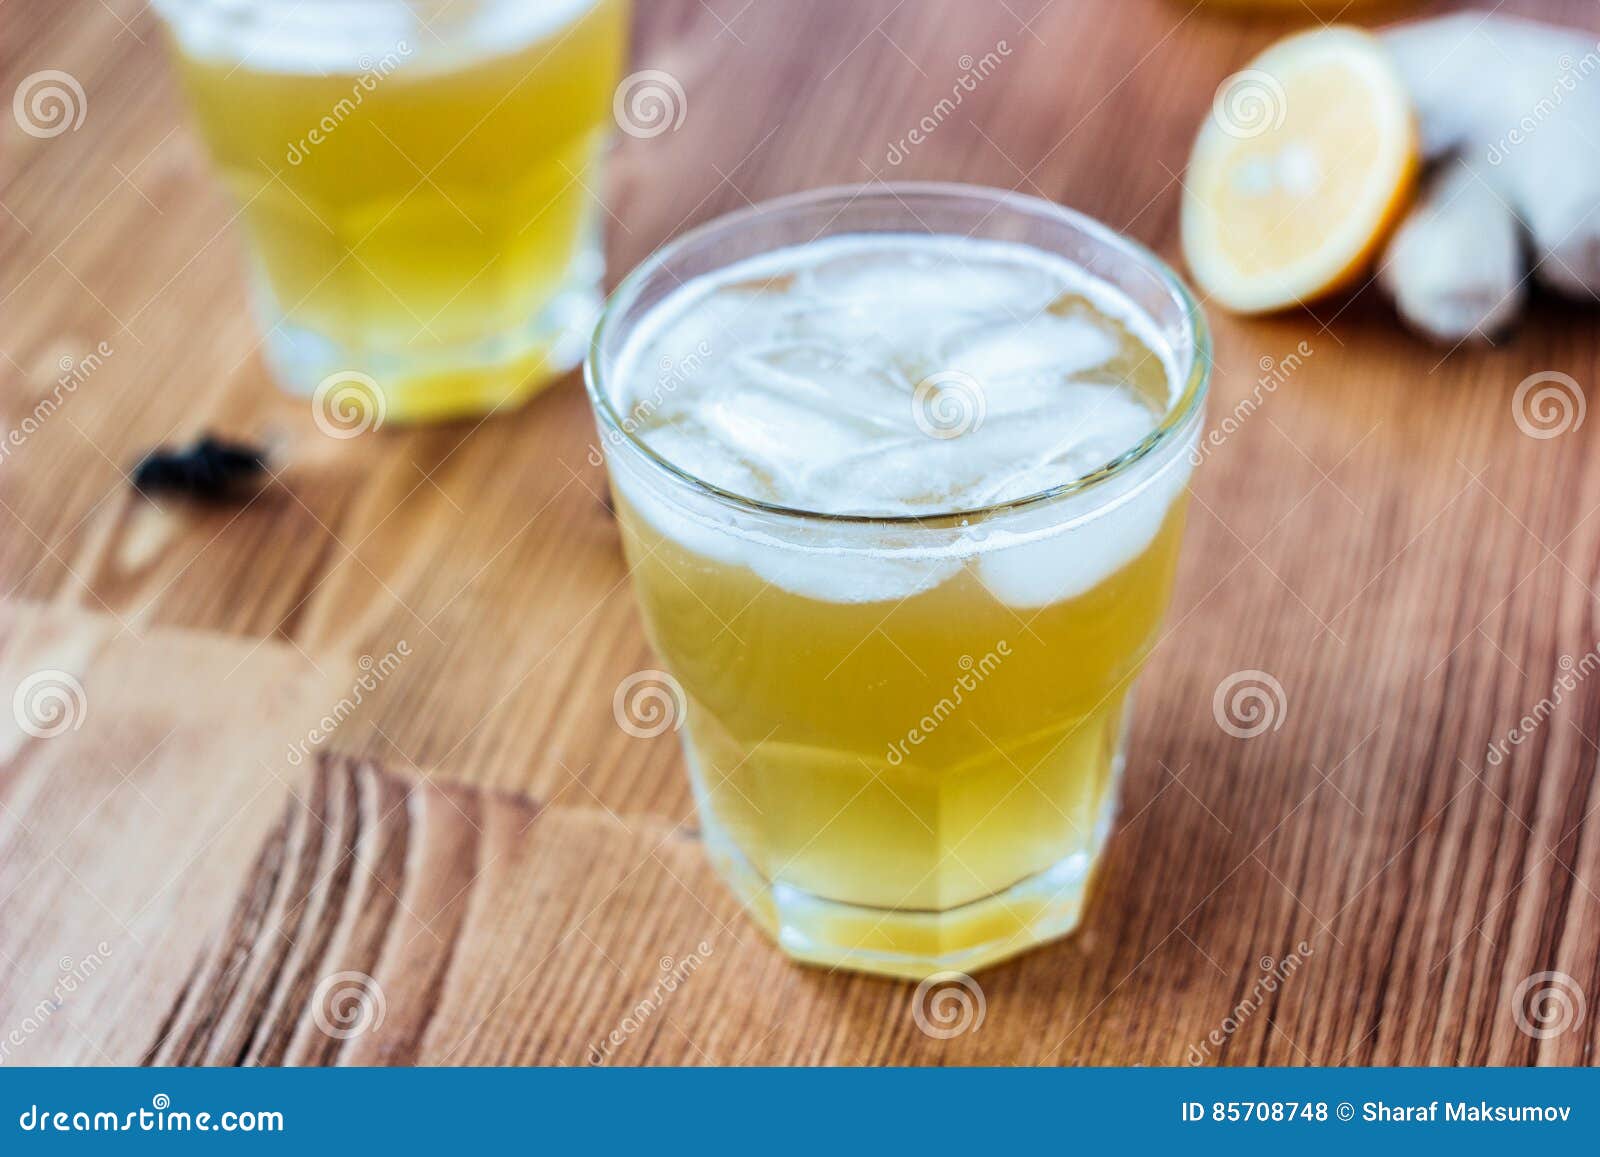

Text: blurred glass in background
xmin=154 ymin=0 xmax=627 ymax=422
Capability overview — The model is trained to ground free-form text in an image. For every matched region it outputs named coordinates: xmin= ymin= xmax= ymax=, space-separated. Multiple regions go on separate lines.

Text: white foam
xmin=157 ymin=0 xmax=602 ymax=74
xmin=607 ymin=234 xmax=1192 ymax=606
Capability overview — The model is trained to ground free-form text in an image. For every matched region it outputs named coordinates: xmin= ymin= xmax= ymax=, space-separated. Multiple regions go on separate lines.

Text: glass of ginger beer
xmin=587 ymin=184 xmax=1208 ymax=979
xmin=153 ymin=0 xmax=627 ymax=421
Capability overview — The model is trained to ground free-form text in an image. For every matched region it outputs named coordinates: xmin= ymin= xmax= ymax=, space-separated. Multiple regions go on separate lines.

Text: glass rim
xmin=584 ymin=181 xmax=1211 ymax=528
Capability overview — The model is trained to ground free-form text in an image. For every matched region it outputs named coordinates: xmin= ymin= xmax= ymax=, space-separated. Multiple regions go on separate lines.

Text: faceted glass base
xmin=697 ymin=761 xmax=1121 ymax=981
xmin=258 ymin=226 xmax=603 ymax=424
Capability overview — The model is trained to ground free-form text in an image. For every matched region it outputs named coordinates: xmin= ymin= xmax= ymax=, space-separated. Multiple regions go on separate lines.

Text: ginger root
xmin=1378 ymin=12 xmax=1600 ymax=341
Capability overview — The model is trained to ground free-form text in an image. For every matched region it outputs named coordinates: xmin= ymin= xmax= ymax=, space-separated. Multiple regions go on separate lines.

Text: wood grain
xmin=4 ymin=0 xmax=1600 ymax=1065
xmin=0 ymin=601 xmax=350 ymax=1065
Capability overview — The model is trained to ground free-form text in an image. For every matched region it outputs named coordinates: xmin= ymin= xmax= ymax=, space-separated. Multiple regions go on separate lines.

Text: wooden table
xmin=4 ymin=0 xmax=1599 ymax=1066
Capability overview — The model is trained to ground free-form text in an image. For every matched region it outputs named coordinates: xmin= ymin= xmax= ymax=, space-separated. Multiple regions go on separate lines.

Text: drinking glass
xmin=154 ymin=0 xmax=628 ymax=422
xmin=586 ymin=184 xmax=1209 ymax=979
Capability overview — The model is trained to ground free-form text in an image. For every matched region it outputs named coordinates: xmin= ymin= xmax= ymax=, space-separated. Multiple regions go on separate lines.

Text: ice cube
xmin=975 ymin=384 xmax=1158 ymax=504
xmin=737 ymin=343 xmax=909 ymax=431
xmin=803 ymin=240 xmax=1062 ymax=317
xmin=624 ymin=421 xmax=765 ymax=502
xmin=975 ymin=454 xmax=1191 ymax=606
xmin=805 ymin=436 xmax=970 ymax=512
xmin=694 ymin=383 xmax=901 ymax=506
xmin=744 ymin=539 xmax=962 ymax=603
xmin=940 ymin=312 xmax=1119 ymax=383
xmin=617 ymin=292 xmax=766 ymax=413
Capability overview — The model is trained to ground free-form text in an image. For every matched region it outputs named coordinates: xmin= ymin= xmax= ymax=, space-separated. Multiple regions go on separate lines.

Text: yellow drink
xmin=159 ymin=0 xmax=627 ymax=421
xmin=589 ymin=188 xmax=1208 ymax=978
xmin=618 ymin=498 xmax=1189 ymax=971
